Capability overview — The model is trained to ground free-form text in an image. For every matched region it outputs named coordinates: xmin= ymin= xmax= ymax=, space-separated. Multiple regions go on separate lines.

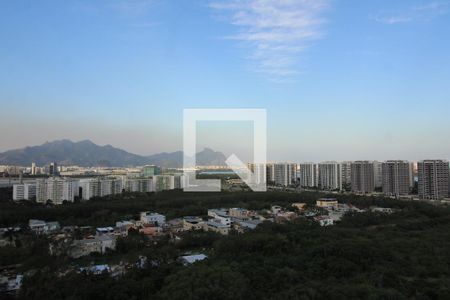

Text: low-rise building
xmin=166 ymin=218 xmax=184 ymax=233
xmin=29 ymin=219 xmax=60 ymax=235
xmin=29 ymin=219 xmax=46 ymax=234
xmin=139 ymin=225 xmax=163 ymax=237
xmin=205 ymin=220 xmax=230 ymax=235
xmin=180 ymin=254 xmax=207 ymax=265
xmin=207 ymin=209 xmax=231 ymax=226
xmin=96 ymin=227 xmax=114 ymax=234
xmin=233 ymin=219 xmax=262 ymax=232
xmin=275 ymin=211 xmax=297 ymax=222
xmin=316 ymin=198 xmax=338 ymax=209
xmin=140 ymin=212 xmax=166 ymax=226
xmin=69 ymin=235 xmax=116 ymax=258
xmin=314 ymin=216 xmax=334 ymax=226
xmin=183 ymin=217 xmax=204 ymax=231
xmin=228 ymin=207 xmax=253 ymax=219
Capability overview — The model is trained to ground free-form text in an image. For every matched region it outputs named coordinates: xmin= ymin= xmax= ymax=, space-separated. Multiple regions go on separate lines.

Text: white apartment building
xmin=154 ymin=175 xmax=175 ymax=191
xmin=100 ymin=178 xmax=123 ymax=197
xmin=247 ymin=163 xmax=267 ymax=185
xmin=273 ymin=163 xmax=297 ymax=186
xmin=299 ymin=163 xmax=318 ymax=188
xmin=78 ymin=178 xmax=123 ymax=200
xmin=174 ymin=174 xmax=185 ymax=189
xmin=266 ymin=163 xmax=275 ymax=184
xmin=374 ymin=161 xmax=382 ymax=188
xmin=382 ymin=160 xmax=412 ymax=197
xmin=125 ymin=178 xmax=154 ymax=193
xmin=36 ymin=178 xmax=78 ymax=204
xmin=418 ymin=160 xmax=449 ymax=200
xmin=13 ymin=183 xmax=36 ymax=201
xmin=318 ymin=162 xmax=342 ymax=191
xmin=31 ymin=163 xmax=37 ymax=175
xmin=79 ymin=178 xmax=101 ymax=200
xmin=341 ymin=161 xmax=352 ymax=189
xmin=351 ymin=161 xmax=375 ymax=193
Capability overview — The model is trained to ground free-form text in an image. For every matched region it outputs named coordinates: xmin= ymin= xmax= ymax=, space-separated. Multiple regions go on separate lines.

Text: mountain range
xmin=0 ymin=140 xmax=227 ymax=168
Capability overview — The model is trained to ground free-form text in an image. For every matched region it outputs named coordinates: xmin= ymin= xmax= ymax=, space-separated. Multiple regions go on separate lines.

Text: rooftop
xmin=181 ymin=254 xmax=207 ymax=264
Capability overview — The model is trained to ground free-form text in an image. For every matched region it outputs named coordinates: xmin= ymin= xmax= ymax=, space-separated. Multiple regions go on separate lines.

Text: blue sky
xmin=1 ymin=0 xmax=449 ymax=162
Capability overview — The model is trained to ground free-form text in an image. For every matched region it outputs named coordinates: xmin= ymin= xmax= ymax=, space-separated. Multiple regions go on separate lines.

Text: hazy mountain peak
xmin=0 ymin=140 xmax=226 ymax=168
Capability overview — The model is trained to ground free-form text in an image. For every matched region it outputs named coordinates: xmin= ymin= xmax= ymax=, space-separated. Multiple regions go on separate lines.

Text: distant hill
xmin=0 ymin=140 xmax=227 ymax=168
xmin=145 ymin=148 xmax=227 ymax=168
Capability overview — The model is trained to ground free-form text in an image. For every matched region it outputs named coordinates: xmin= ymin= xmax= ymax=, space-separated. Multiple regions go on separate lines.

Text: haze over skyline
xmin=1 ymin=0 xmax=450 ymax=162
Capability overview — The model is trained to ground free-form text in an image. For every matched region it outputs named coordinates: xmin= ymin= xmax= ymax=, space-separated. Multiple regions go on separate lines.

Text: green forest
xmin=0 ymin=189 xmax=413 ymax=227
xmin=2 ymin=190 xmax=450 ymax=299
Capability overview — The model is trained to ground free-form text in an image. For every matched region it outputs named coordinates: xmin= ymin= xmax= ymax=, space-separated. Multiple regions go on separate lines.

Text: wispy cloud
xmin=372 ymin=1 xmax=450 ymax=25
xmin=413 ymin=1 xmax=450 ymax=13
xmin=372 ymin=15 xmax=412 ymax=25
xmin=209 ymin=0 xmax=329 ymax=79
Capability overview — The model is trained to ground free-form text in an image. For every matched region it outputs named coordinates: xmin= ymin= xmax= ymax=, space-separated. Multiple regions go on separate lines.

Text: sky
xmin=0 ymin=0 xmax=450 ymax=162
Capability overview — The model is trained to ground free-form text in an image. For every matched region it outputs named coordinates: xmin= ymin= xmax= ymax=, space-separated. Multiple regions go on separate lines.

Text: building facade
xmin=318 ymin=162 xmax=342 ymax=191
xmin=266 ymin=163 xmax=275 ymax=184
xmin=273 ymin=163 xmax=297 ymax=186
xmin=351 ymin=161 xmax=375 ymax=193
xmin=141 ymin=165 xmax=161 ymax=177
xmin=299 ymin=163 xmax=318 ymax=188
xmin=13 ymin=183 xmax=36 ymax=201
xmin=341 ymin=161 xmax=352 ymax=190
xmin=418 ymin=160 xmax=449 ymax=200
xmin=36 ymin=178 xmax=78 ymax=204
xmin=381 ymin=160 xmax=411 ymax=197
xmin=125 ymin=178 xmax=154 ymax=193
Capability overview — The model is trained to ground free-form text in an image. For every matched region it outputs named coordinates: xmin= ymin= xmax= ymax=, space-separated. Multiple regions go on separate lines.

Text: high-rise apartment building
xmin=418 ymin=160 xmax=449 ymax=200
xmin=351 ymin=161 xmax=375 ymax=193
xmin=273 ymin=163 xmax=296 ymax=186
xmin=142 ymin=165 xmax=161 ymax=177
xmin=174 ymin=174 xmax=185 ymax=189
xmin=341 ymin=161 xmax=352 ymax=190
xmin=36 ymin=178 xmax=78 ymax=204
xmin=382 ymin=160 xmax=411 ymax=197
xmin=100 ymin=178 xmax=123 ymax=197
xmin=266 ymin=163 xmax=275 ymax=184
xmin=79 ymin=178 xmax=101 ymax=200
xmin=13 ymin=183 xmax=36 ymax=201
xmin=125 ymin=178 xmax=154 ymax=193
xmin=154 ymin=175 xmax=175 ymax=191
xmin=247 ymin=163 xmax=267 ymax=185
xmin=374 ymin=161 xmax=382 ymax=189
xmin=318 ymin=162 xmax=342 ymax=191
xmin=49 ymin=162 xmax=59 ymax=176
xmin=31 ymin=162 xmax=37 ymax=175
xmin=299 ymin=163 xmax=318 ymax=188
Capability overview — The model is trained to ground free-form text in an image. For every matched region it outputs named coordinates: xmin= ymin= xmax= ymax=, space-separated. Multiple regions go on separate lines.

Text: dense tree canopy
xmin=1 ymin=189 xmax=449 ymax=299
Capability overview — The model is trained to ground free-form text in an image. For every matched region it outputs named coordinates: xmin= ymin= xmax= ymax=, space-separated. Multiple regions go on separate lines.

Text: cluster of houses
xmin=1 ymin=199 xmax=394 ymax=259
xmin=2 ymin=198 xmax=382 ymax=261
xmin=0 ymin=197 xmax=399 ymax=295
xmin=181 ymin=207 xmax=264 ymax=235
xmin=293 ymin=198 xmax=366 ymax=226
xmin=19 ymin=198 xmax=393 ymax=258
